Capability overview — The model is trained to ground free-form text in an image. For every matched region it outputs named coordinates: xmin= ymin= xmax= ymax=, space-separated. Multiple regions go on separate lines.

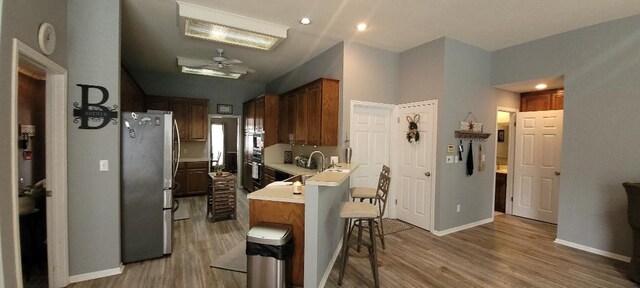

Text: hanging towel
xmin=466 ymin=140 xmax=474 ymax=176
xmin=251 ymin=162 xmax=259 ymax=179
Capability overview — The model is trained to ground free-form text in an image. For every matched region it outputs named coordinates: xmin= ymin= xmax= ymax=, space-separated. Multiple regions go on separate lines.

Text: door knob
xmin=554 ymin=171 xmax=561 ymax=176
xmin=425 ymin=172 xmax=431 ymax=177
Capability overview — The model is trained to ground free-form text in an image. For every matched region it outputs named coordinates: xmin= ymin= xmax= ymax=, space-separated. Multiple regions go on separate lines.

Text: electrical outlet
xmin=100 ymin=160 xmax=109 ymax=172
xmin=456 ymin=204 xmax=461 ymax=213
xmin=447 ymin=145 xmax=455 ymax=153
xmin=446 ymin=155 xmax=454 ymax=163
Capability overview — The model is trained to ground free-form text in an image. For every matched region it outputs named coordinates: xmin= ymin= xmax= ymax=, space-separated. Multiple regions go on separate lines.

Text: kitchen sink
xmin=325 ymin=168 xmax=350 ymax=173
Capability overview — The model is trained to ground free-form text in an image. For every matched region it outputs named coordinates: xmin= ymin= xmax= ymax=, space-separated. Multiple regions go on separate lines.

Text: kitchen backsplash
xmin=181 ymin=142 xmax=208 ymax=159
xmin=264 ymin=143 xmax=341 ymax=165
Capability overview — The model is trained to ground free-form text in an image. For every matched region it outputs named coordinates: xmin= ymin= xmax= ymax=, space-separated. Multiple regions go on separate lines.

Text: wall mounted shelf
xmin=455 ymin=130 xmax=491 ymax=141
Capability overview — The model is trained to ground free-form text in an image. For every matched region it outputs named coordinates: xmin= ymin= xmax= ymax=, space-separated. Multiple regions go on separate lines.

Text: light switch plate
xmin=100 ymin=160 xmax=109 ymax=172
xmin=447 ymin=145 xmax=455 ymax=153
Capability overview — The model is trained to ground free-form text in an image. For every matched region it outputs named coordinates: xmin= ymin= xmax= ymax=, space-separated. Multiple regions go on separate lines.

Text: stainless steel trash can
xmin=246 ymin=222 xmax=293 ymax=288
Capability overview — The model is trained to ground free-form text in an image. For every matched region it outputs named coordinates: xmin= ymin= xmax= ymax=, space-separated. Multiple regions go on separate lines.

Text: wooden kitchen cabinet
xmin=495 ymin=173 xmax=507 ymax=213
xmin=144 ymin=96 xmax=209 ymax=142
xmin=520 ymin=88 xmax=564 ymax=112
xmin=243 ymin=99 xmax=255 ymax=134
xmin=242 ymin=162 xmax=254 ymax=192
xmin=295 ymin=90 xmax=308 ymax=145
xmin=263 ymin=95 xmax=279 ymax=147
xmin=263 ymin=166 xmax=276 ymax=187
xmin=281 ymin=78 xmax=339 ymax=146
xmin=175 ymin=161 xmax=209 ymax=197
xmin=278 ymin=92 xmax=291 ymax=143
xmin=120 ymin=67 xmax=145 ymax=112
xmin=188 ymin=102 xmax=208 ymax=141
xmin=144 ymin=96 xmax=169 ymax=111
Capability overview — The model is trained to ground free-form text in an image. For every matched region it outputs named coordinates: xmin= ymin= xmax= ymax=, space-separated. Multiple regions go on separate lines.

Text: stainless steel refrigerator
xmin=121 ymin=111 xmax=180 ymax=263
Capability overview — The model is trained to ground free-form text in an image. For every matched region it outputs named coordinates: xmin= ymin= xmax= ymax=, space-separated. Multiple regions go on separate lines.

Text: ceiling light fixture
xmin=535 ymin=83 xmax=548 ymax=90
xmin=356 ymin=22 xmax=368 ymax=31
xmin=300 ymin=18 xmax=311 ymax=25
xmin=177 ymin=1 xmax=289 ymax=51
xmin=181 ymin=66 xmax=243 ymax=79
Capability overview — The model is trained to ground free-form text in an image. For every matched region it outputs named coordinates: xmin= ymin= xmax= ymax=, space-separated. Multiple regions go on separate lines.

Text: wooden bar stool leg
xmin=338 ymin=218 xmax=351 ymax=285
xmin=356 ymin=219 xmax=364 ymax=253
xmin=377 ymin=217 xmax=386 ymax=250
xmin=369 ymin=219 xmax=380 ymax=288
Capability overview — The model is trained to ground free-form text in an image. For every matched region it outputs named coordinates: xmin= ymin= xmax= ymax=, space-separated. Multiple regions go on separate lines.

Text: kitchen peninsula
xmin=247 ymin=163 xmax=358 ymax=288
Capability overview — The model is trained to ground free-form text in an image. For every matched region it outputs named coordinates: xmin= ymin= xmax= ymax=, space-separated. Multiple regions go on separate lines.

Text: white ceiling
xmin=122 ymin=0 xmax=640 ymax=84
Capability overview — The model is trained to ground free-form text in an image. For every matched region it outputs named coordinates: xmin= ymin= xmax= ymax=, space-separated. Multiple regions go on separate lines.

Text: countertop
xmin=264 ymin=163 xmax=317 ymax=176
xmin=247 ymin=184 xmax=305 ymax=204
xmin=305 ymin=163 xmax=358 ymax=186
xmin=180 ymin=157 xmax=209 ymax=163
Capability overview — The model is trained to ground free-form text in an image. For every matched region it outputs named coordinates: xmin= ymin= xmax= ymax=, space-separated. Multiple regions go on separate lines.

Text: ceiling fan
xmin=177 ymin=49 xmax=256 ymax=75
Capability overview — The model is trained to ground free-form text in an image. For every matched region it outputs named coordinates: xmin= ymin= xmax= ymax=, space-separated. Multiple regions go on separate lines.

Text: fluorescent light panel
xmin=177 ymin=1 xmax=288 ymax=51
xmin=181 ymin=66 xmax=243 ymax=79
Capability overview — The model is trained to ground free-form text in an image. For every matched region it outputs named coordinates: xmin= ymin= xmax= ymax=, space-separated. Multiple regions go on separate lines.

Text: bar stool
xmin=338 ymin=201 xmax=380 ymax=287
xmin=350 ymin=166 xmax=391 ymax=250
xmin=339 ymin=172 xmax=391 ymax=287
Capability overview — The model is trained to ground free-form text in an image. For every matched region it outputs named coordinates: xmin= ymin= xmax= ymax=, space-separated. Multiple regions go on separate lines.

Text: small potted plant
xmin=213 ymin=165 xmax=225 ymax=176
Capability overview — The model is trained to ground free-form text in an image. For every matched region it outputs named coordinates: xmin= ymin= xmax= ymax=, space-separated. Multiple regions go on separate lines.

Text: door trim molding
xmin=493 ymin=106 xmax=518 ymax=219
xmin=9 ymin=39 xmax=69 ymax=287
xmin=395 ymin=100 xmax=438 ymax=231
xmin=349 ymin=100 xmax=396 ymax=216
xmin=208 ymin=114 xmax=242 ymax=186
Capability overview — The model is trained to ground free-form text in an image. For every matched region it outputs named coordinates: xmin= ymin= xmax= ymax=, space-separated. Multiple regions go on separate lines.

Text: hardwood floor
xmin=70 ymin=190 xmax=635 ymax=288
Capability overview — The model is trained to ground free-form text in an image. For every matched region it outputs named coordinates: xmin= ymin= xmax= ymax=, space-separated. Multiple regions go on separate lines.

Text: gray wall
xmin=398 ymin=37 xmax=519 ymax=231
xmin=67 ymin=0 xmax=121 ymax=276
xmin=0 ymin=1 xmax=5 ymax=284
xmin=343 ymin=42 xmax=399 ymax=142
xmin=0 ymin=0 xmax=67 ymax=285
xmin=493 ymin=15 xmax=640 ymax=256
xmin=132 ymin=70 xmax=265 ymax=116
xmin=398 ymin=37 xmax=445 ymax=104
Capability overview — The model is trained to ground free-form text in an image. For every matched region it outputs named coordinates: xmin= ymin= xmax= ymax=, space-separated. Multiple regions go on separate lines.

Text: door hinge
xmin=511 ymin=196 xmax=513 ymax=202
xmin=395 ymin=199 xmax=398 ymax=205
xmin=397 ymin=117 xmax=400 ymax=123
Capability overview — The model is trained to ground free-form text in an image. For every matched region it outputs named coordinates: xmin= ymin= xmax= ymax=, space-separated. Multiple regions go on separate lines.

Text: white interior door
xmin=396 ymin=101 xmax=436 ymax=231
xmin=350 ymin=103 xmax=392 ymax=189
xmin=513 ymin=110 xmax=563 ymax=223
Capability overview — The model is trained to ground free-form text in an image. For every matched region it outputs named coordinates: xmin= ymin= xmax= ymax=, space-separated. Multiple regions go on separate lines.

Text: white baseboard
xmin=69 ymin=263 xmax=124 ymax=283
xmin=554 ymin=238 xmax=631 ymax=263
xmin=432 ymin=217 xmax=493 ymax=236
xmin=319 ymin=239 xmax=343 ymax=288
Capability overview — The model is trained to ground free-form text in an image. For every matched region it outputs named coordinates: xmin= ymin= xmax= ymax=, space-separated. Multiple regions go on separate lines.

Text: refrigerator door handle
xmin=174 ymin=119 xmax=181 ymax=178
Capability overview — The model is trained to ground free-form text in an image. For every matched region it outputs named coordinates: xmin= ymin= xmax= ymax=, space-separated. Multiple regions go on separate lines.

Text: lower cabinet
xmin=242 ymin=162 xmax=254 ymax=192
xmin=263 ymin=167 xmax=276 ymax=187
xmin=175 ymin=161 xmax=209 ymax=197
xmin=495 ymin=173 xmax=507 ymax=213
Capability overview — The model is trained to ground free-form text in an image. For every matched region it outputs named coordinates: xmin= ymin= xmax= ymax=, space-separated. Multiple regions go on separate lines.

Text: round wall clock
xmin=38 ymin=22 xmax=56 ymax=55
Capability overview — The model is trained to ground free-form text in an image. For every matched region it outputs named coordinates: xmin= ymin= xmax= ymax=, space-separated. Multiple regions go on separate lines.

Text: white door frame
xmin=492 ymin=106 xmax=518 ymax=218
xmin=208 ymin=114 xmax=241 ymax=187
xmin=395 ymin=100 xmax=438 ymax=231
xmin=349 ymin=100 xmax=396 ymax=216
xmin=10 ymin=39 xmax=69 ymax=287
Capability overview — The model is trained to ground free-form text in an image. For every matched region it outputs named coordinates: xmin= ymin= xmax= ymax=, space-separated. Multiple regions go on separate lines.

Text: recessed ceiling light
xmin=177 ymin=1 xmax=289 ymax=51
xmin=300 ymin=18 xmax=311 ymax=25
xmin=535 ymin=83 xmax=548 ymax=90
xmin=181 ymin=66 xmax=243 ymax=79
xmin=356 ymin=22 xmax=368 ymax=31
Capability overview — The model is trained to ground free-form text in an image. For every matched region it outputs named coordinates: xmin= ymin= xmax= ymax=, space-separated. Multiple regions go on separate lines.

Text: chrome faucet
xmin=307 ymin=151 xmax=325 ymax=173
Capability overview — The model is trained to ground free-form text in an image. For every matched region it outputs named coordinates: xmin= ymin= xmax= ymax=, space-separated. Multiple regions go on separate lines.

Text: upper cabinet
xmin=145 ymin=95 xmax=209 ymax=142
xmin=280 ymin=78 xmax=339 ymax=146
xmin=120 ymin=67 xmax=146 ymax=112
xmin=520 ymin=89 xmax=564 ymax=112
xmin=243 ymin=94 xmax=279 ymax=146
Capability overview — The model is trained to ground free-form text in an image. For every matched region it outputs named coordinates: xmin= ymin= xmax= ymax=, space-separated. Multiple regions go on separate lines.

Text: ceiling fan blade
xmin=212 ymin=56 xmax=227 ymax=62
xmin=223 ymin=58 xmax=243 ymax=65
xmin=228 ymin=65 xmax=255 ymax=74
xmin=177 ymin=56 xmax=215 ymax=67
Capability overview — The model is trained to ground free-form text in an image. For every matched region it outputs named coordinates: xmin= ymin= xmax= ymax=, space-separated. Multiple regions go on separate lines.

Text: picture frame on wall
xmin=217 ymin=104 xmax=233 ymax=115
xmin=497 ymin=129 xmax=505 ymax=142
